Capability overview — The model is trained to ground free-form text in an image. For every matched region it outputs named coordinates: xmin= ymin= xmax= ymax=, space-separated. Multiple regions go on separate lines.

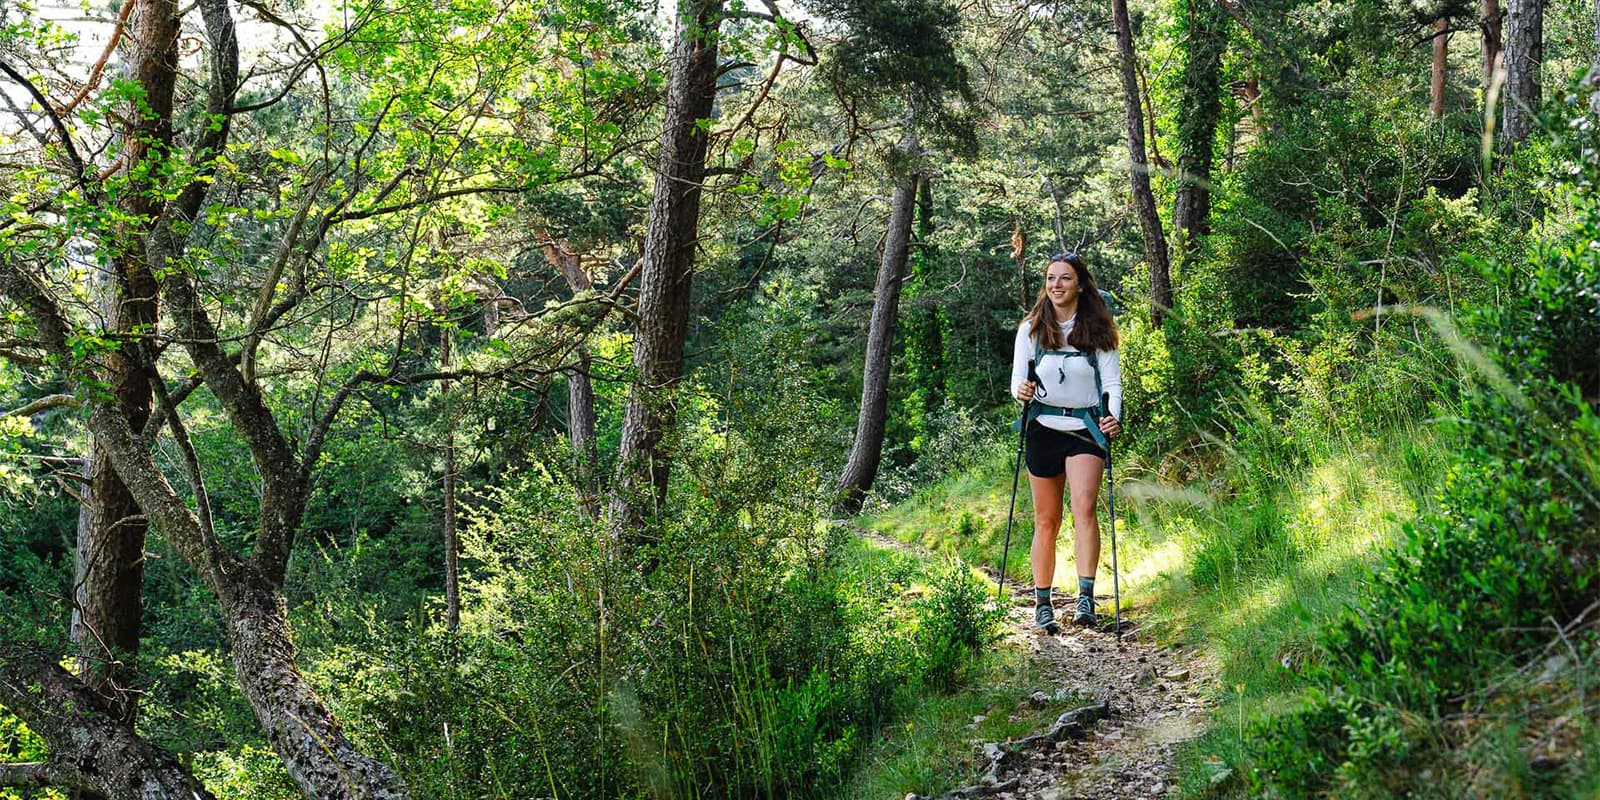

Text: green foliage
xmin=303 ymin=382 xmax=999 ymax=798
xmin=913 ymin=559 xmax=1003 ymax=692
xmin=804 ymin=0 xmax=977 ymax=154
xmin=1208 ymin=206 xmax=1600 ymax=797
xmin=1472 ymin=197 xmax=1600 ymax=400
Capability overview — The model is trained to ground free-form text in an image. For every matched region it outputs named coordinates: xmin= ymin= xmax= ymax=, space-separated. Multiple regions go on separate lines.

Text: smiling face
xmin=1045 ymin=259 xmax=1079 ymax=308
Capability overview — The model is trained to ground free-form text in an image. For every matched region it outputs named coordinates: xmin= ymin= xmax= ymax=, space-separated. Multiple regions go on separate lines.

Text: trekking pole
xmin=1102 ymin=392 xmax=1122 ymax=643
xmin=996 ymin=360 xmax=1036 ymax=601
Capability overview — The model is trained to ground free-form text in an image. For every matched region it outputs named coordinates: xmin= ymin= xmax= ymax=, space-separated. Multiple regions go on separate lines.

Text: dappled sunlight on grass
xmin=854 ymin=422 xmax=1458 ymax=798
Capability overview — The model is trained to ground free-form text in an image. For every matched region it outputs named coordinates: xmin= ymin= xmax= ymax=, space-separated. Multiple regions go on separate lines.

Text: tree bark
xmin=70 ymin=0 xmax=180 ymax=752
xmin=540 ymin=235 xmax=600 ymax=517
xmin=835 ymin=148 xmax=920 ymax=515
xmin=1432 ymin=18 xmax=1450 ymax=117
xmin=1173 ymin=0 xmax=1229 ymax=255
xmin=609 ymin=0 xmax=725 ymax=538
xmin=1483 ymin=0 xmax=1504 ymax=91
xmin=1114 ymin=0 xmax=1173 ymax=325
xmin=2 ymin=208 xmax=412 ymax=800
xmin=1501 ymin=0 xmax=1543 ymax=145
xmin=0 ymin=641 xmax=216 ymax=800
xmin=1589 ymin=0 xmax=1600 ymax=116
xmin=441 ymin=322 xmax=460 ymax=632
xmin=218 ymin=576 xmax=409 ymax=799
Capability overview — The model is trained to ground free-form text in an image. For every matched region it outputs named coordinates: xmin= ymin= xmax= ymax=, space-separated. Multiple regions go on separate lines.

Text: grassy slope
xmin=848 ymin=423 xmax=1452 ymax=797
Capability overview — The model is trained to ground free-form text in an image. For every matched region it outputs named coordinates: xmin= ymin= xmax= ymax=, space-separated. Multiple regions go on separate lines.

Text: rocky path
xmin=939 ymin=585 xmax=1217 ymax=800
xmin=858 ymin=528 xmax=1217 ymax=800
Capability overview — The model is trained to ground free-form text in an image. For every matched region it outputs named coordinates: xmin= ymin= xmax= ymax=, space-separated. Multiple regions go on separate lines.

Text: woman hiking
xmin=1010 ymin=252 xmax=1122 ymax=633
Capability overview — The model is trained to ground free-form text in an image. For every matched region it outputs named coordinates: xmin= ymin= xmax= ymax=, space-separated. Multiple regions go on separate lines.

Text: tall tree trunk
xmin=1589 ymin=0 xmax=1600 ymax=116
xmin=71 ymin=0 xmax=179 ymax=765
xmin=1483 ymin=0 xmax=1504 ymax=91
xmin=1172 ymin=0 xmax=1229 ymax=258
xmin=217 ymin=576 xmax=409 ymax=799
xmin=441 ymin=323 xmax=460 ymax=632
xmin=1113 ymin=0 xmax=1173 ymax=325
xmin=1501 ymin=0 xmax=1543 ymax=145
xmin=1432 ymin=18 xmax=1450 ymax=117
xmin=540 ymin=235 xmax=600 ymax=517
xmin=610 ymin=0 xmax=725 ymax=538
xmin=835 ymin=148 xmax=920 ymax=515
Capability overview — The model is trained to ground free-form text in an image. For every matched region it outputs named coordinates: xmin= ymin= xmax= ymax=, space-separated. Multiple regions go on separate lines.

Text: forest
xmin=1 ymin=0 xmax=1597 ymax=797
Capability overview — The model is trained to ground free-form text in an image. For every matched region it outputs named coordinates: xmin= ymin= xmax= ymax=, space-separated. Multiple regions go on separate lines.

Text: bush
xmin=915 ymin=559 xmax=1003 ymax=692
xmin=1237 ymin=211 xmax=1600 ymax=796
xmin=312 ymin=390 xmax=1001 ymax=799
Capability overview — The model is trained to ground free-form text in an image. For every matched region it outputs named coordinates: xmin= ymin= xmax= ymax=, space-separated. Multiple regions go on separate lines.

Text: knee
xmin=1034 ymin=514 xmax=1062 ymax=534
xmin=1069 ymin=502 xmax=1098 ymax=526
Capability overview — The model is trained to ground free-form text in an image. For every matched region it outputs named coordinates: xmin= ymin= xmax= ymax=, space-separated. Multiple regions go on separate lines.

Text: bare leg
xmin=1028 ymin=470 xmax=1066 ymax=590
xmin=1065 ymin=453 xmax=1105 ymax=581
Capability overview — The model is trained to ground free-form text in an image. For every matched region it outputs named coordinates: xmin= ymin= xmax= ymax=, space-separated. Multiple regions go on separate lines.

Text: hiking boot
xmin=1035 ymin=601 xmax=1060 ymax=634
xmin=1073 ymin=593 xmax=1096 ymax=626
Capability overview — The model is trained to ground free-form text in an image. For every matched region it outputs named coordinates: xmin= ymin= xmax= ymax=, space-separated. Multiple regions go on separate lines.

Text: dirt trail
xmin=858 ymin=528 xmax=1217 ymax=800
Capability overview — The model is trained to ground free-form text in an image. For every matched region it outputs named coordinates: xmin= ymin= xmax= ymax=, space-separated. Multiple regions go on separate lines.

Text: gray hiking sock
xmin=1035 ymin=587 xmax=1053 ymax=607
xmin=1077 ymin=576 xmax=1095 ymax=598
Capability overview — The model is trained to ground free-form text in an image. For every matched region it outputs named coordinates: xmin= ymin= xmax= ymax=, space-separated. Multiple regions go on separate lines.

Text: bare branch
xmin=4 ymin=394 xmax=78 ymax=417
xmin=0 ymin=58 xmax=94 ymax=194
xmin=1214 ymin=0 xmax=1252 ymax=32
xmin=156 ymin=266 xmax=303 ymax=585
xmin=243 ymin=170 xmax=330 ymax=385
xmin=57 ymin=0 xmax=135 ymax=115
xmin=147 ymin=359 xmax=219 ymax=547
xmin=0 ymin=347 xmax=46 ymax=365
xmin=0 ymin=762 xmax=54 ymax=789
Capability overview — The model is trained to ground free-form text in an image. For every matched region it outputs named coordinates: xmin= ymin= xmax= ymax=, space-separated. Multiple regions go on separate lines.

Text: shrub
xmin=915 ymin=559 xmax=1003 ymax=692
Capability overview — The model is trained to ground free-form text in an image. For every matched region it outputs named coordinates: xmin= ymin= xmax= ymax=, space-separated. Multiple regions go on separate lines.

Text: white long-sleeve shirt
xmin=1010 ymin=317 xmax=1122 ymax=433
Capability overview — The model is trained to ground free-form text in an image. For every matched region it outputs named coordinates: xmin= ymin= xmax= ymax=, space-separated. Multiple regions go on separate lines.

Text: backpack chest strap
xmin=1018 ymin=404 xmax=1108 ymax=449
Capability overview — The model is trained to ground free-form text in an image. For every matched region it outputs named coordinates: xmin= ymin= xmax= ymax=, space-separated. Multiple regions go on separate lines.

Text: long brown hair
xmin=1024 ymin=253 xmax=1120 ymax=352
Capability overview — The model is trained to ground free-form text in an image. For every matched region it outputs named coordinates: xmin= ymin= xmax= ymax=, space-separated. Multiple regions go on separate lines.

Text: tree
xmin=815 ymin=0 xmax=974 ymax=512
xmin=1113 ymin=0 xmax=1173 ymax=325
xmin=836 ymin=139 xmax=921 ymax=513
xmin=1 ymin=0 xmax=651 ymax=793
xmin=1501 ymin=0 xmax=1543 ymax=145
xmin=1483 ymin=0 xmax=1504 ymax=91
xmin=59 ymin=1 xmax=183 ymax=768
xmin=1433 ymin=17 xmax=1451 ymax=116
xmin=609 ymin=0 xmax=728 ymax=540
xmin=0 ymin=642 xmax=214 ymax=799
xmin=540 ymin=234 xmax=602 ymax=517
xmin=1172 ymin=0 xmax=1231 ymax=254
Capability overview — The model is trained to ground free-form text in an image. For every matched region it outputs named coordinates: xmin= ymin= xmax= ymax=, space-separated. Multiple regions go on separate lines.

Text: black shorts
xmin=1025 ymin=421 xmax=1106 ymax=477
